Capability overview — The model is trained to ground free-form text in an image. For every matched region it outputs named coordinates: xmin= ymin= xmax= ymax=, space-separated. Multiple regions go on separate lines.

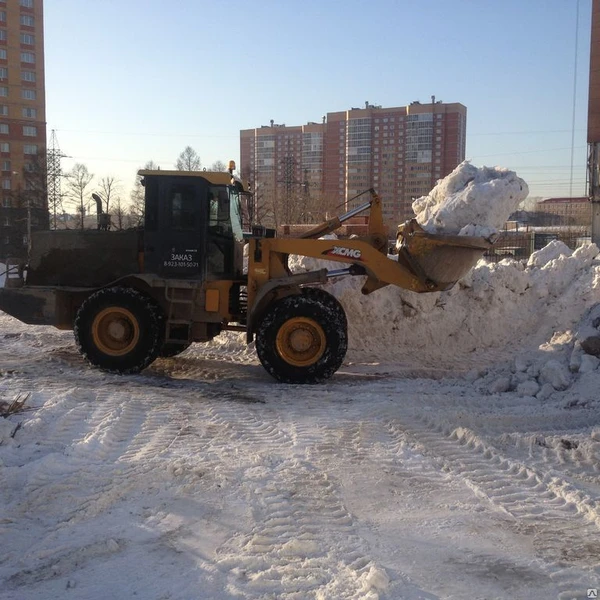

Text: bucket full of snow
xmin=396 ymin=161 xmax=528 ymax=290
xmin=397 ymin=219 xmax=494 ymax=290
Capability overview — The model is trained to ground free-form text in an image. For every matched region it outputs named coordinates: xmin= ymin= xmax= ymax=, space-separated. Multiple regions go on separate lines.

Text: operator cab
xmin=139 ymin=168 xmax=246 ymax=280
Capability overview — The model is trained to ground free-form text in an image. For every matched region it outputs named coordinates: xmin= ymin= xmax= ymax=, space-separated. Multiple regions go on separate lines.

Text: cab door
xmin=144 ymin=176 xmax=207 ymax=280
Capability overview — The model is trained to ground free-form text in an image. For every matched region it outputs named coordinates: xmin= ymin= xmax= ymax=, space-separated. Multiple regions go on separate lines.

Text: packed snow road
xmin=1 ymin=310 xmax=600 ymax=600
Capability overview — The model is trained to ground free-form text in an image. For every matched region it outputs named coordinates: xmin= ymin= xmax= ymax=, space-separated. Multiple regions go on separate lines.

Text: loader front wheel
xmin=74 ymin=287 xmax=164 ymax=374
xmin=255 ymin=289 xmax=347 ymax=384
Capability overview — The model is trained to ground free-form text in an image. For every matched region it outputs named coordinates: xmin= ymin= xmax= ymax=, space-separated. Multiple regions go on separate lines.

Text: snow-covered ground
xmin=2 ymin=240 xmax=600 ymax=600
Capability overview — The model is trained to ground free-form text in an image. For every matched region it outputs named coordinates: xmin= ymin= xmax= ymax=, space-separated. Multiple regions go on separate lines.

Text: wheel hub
xmin=92 ymin=307 xmax=140 ymax=356
xmin=276 ymin=317 xmax=326 ymax=367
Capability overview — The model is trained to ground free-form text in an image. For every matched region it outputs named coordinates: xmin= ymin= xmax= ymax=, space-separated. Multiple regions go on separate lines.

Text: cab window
xmin=169 ymin=184 xmax=197 ymax=230
xmin=208 ymin=185 xmax=231 ymax=229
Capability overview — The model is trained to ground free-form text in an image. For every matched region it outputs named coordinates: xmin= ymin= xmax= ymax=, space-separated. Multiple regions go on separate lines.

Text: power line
xmin=470 ymin=145 xmax=587 ymax=158
xmin=469 ymin=129 xmax=585 ymax=136
xmin=569 ymin=0 xmax=581 ymax=199
xmin=53 ymin=128 xmax=239 ymax=139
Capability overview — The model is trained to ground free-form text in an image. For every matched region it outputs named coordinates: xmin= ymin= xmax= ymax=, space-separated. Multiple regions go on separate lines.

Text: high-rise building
xmin=240 ymin=100 xmax=466 ymax=234
xmin=240 ymin=119 xmax=326 ymax=228
xmin=0 ymin=0 xmax=47 ymax=261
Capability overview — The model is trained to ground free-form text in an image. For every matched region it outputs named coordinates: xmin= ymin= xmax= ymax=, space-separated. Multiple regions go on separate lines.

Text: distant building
xmin=535 ymin=197 xmax=591 ymax=226
xmin=0 ymin=0 xmax=47 ymax=261
xmin=240 ymin=99 xmax=466 ymax=234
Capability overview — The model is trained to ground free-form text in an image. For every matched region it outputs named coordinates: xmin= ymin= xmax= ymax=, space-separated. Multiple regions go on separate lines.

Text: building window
xmin=2 ymin=178 xmax=9 ymax=189
xmin=23 ymin=143 xmax=37 ymax=154
xmin=0 ymin=105 xmax=7 ymax=116
xmin=0 ymin=30 xmax=6 ymax=41
xmin=20 ymin=14 xmax=34 ymax=26
xmin=0 ymin=49 xmax=6 ymax=60
xmin=21 ymin=89 xmax=35 ymax=100
xmin=20 ymin=51 xmax=34 ymax=63
xmin=20 ymin=0 xmax=34 ymax=8
xmin=23 ymin=125 xmax=36 ymax=136
xmin=0 ymin=123 xmax=8 ymax=134
xmin=2 ymin=196 xmax=9 ymax=207
xmin=20 ymin=33 xmax=34 ymax=45
xmin=21 ymin=70 xmax=35 ymax=82
xmin=0 ymin=11 xmax=5 ymax=22
xmin=2 ymin=216 xmax=9 ymax=226
xmin=2 ymin=160 xmax=9 ymax=171
xmin=0 ymin=67 xmax=6 ymax=80
xmin=22 ymin=107 xmax=36 ymax=118
xmin=0 ymin=142 xmax=8 ymax=152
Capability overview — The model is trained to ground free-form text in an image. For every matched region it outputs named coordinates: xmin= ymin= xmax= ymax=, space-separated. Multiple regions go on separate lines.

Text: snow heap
xmin=290 ymin=240 xmax=600 ymax=401
xmin=412 ymin=161 xmax=529 ymax=237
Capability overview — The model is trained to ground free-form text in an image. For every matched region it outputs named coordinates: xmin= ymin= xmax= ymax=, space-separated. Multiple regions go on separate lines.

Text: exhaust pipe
xmin=91 ymin=193 xmax=103 ymax=216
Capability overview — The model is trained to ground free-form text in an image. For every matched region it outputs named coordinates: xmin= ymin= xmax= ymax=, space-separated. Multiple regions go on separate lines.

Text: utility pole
xmin=588 ymin=0 xmax=600 ymax=244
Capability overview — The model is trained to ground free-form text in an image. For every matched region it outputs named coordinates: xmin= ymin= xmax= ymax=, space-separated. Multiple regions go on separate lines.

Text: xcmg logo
xmin=322 ymin=246 xmax=363 ymax=261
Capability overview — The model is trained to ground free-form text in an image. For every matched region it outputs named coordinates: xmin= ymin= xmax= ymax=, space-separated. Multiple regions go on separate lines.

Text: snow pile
xmin=412 ymin=161 xmax=529 ymax=237
xmin=474 ymin=295 xmax=600 ymax=404
xmin=291 ymin=238 xmax=600 ymax=400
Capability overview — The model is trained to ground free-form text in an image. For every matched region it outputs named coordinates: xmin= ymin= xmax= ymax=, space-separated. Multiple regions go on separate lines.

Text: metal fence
xmin=484 ymin=228 xmax=592 ymax=263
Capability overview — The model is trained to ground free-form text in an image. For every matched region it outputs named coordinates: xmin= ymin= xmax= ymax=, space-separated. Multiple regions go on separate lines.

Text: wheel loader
xmin=0 ymin=165 xmax=493 ymax=383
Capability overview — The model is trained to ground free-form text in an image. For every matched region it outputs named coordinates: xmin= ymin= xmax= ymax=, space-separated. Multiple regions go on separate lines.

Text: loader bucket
xmin=397 ymin=219 xmax=495 ymax=291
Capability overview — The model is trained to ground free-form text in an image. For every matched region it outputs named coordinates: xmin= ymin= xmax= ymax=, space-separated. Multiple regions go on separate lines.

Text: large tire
xmin=74 ymin=287 xmax=164 ymax=374
xmin=255 ymin=287 xmax=348 ymax=384
xmin=159 ymin=341 xmax=192 ymax=358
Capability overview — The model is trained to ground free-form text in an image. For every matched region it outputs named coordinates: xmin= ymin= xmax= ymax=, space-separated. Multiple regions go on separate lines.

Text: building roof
xmin=538 ymin=197 xmax=589 ymax=204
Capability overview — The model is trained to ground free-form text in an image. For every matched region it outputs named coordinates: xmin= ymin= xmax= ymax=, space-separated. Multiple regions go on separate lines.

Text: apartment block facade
xmin=0 ymin=0 xmax=47 ymax=260
xmin=240 ymin=100 xmax=466 ymax=233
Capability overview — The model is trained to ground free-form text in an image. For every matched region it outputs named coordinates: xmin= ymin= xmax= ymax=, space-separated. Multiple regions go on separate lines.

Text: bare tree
xmin=211 ymin=160 xmax=227 ymax=172
xmin=66 ymin=163 xmax=93 ymax=230
xmin=98 ymin=176 xmax=121 ymax=214
xmin=129 ymin=160 xmax=157 ymax=226
xmin=176 ymin=146 xmax=201 ymax=171
xmin=112 ymin=196 xmax=127 ymax=230
xmin=241 ymin=164 xmax=271 ymax=227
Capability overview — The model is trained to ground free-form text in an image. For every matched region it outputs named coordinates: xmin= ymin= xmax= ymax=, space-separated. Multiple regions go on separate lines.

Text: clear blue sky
xmin=44 ymin=0 xmax=592 ymax=202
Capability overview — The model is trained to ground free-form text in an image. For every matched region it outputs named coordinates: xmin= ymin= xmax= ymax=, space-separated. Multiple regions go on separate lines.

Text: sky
xmin=43 ymin=0 xmax=593 ymax=205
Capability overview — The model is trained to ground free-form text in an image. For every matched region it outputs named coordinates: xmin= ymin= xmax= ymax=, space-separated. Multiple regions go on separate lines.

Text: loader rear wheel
xmin=255 ymin=288 xmax=347 ymax=384
xmin=74 ymin=287 xmax=164 ymax=374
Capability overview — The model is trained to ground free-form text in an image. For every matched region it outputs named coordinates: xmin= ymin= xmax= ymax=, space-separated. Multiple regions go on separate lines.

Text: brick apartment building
xmin=535 ymin=197 xmax=591 ymax=226
xmin=240 ymin=99 xmax=466 ymax=234
xmin=0 ymin=0 xmax=47 ymax=261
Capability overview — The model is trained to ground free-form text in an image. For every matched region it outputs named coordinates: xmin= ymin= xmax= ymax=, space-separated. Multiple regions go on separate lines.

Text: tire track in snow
xmin=213 ymin=460 xmax=386 ymax=600
xmin=499 ymin=430 xmax=600 ymax=488
xmin=9 ymin=388 xmax=180 ymax=528
xmin=156 ymin=394 xmax=395 ymax=598
xmin=392 ymin=412 xmax=600 ymax=600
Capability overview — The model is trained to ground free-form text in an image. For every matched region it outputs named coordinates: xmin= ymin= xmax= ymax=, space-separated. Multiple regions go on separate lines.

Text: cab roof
xmin=138 ymin=170 xmax=241 ymax=187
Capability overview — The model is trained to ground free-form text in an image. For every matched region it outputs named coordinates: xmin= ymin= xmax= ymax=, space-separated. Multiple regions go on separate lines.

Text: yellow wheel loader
xmin=0 ymin=166 xmax=493 ymax=383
